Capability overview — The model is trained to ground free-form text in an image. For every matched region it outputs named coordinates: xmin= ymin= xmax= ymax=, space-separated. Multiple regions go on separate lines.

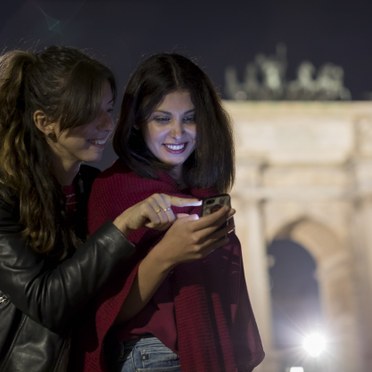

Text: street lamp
xmin=302 ymin=331 xmax=327 ymax=358
xmin=289 ymin=367 xmax=304 ymax=372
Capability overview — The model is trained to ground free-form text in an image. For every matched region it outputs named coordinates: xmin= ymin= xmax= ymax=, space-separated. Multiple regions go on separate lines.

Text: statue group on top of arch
xmin=225 ymin=43 xmax=351 ymax=101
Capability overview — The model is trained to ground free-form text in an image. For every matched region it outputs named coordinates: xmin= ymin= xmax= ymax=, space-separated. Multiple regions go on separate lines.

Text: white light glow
xmin=289 ymin=367 xmax=304 ymax=372
xmin=302 ymin=332 xmax=327 ymax=358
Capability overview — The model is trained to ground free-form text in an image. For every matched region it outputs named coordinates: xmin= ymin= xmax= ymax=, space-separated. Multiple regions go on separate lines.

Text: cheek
xmin=144 ymin=127 xmax=164 ymax=146
xmin=187 ymin=127 xmax=197 ymax=142
xmin=142 ymin=131 xmax=158 ymax=153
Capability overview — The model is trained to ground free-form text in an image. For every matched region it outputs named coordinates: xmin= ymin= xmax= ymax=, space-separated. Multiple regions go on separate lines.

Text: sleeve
xmin=0 ymin=198 xmax=135 ymax=332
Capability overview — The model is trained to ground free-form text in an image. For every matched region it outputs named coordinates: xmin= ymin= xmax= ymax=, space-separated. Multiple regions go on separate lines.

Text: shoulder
xmin=100 ymin=159 xmax=130 ymax=177
xmin=89 ymin=160 xmax=145 ymax=206
xmin=93 ymin=159 xmax=134 ymax=186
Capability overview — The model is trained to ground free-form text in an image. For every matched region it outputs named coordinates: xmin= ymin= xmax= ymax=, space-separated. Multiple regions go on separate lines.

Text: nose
xmin=170 ymin=120 xmax=184 ymax=139
xmin=99 ymin=111 xmax=115 ymax=132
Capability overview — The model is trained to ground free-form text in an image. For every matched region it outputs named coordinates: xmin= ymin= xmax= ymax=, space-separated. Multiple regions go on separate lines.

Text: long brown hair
xmin=0 ymin=46 xmax=116 ymax=256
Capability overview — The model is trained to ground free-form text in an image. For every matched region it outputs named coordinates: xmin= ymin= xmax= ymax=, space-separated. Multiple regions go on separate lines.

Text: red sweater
xmin=77 ymin=160 xmax=264 ymax=372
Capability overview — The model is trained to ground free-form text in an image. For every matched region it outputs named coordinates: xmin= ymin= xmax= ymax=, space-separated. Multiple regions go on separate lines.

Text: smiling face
xmin=143 ymin=90 xmax=197 ymax=180
xmin=48 ymin=80 xmax=115 ymax=171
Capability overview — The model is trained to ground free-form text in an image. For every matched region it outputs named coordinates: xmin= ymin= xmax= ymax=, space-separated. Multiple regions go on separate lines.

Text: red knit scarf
xmin=76 ymin=160 xmax=264 ymax=372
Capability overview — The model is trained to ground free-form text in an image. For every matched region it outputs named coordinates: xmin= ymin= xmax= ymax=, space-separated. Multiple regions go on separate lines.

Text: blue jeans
xmin=116 ymin=336 xmax=181 ymax=372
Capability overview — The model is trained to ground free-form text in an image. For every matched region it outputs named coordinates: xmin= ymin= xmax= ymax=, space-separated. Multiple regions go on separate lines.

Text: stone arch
xmin=273 ymin=216 xmax=344 ymax=262
xmin=267 ymin=237 xmax=323 ymax=371
xmin=268 ymin=216 xmax=361 ymax=372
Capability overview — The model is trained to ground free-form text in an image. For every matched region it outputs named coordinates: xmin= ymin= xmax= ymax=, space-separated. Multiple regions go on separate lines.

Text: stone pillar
xmin=351 ymin=152 xmax=372 ymax=371
xmin=350 ymin=194 xmax=372 ymax=372
xmin=317 ymin=252 xmax=362 ymax=372
xmin=233 ymin=160 xmax=278 ymax=372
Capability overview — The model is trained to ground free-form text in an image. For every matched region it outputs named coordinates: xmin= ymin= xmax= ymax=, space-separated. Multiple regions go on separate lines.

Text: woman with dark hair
xmin=0 ymin=46 xmax=228 ymax=372
xmin=83 ymin=53 xmax=264 ymax=371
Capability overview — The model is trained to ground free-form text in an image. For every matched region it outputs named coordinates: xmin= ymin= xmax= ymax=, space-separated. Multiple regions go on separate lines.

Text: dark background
xmin=2 ymin=0 xmax=372 ymax=102
xmin=1 ymin=0 xmax=361 ymax=353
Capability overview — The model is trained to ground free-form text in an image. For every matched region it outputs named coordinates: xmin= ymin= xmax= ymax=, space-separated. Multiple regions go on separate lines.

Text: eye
xmin=153 ymin=115 xmax=170 ymax=124
xmin=183 ymin=114 xmax=196 ymax=124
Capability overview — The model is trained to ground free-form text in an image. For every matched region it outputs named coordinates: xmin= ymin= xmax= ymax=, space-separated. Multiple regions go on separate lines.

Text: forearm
xmin=114 ymin=205 xmax=234 ymax=324
xmin=115 ymin=241 xmax=174 ymax=324
xmin=0 ymin=220 xmax=135 ymax=331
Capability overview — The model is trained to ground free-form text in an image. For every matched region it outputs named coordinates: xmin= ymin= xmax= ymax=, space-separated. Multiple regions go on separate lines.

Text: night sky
xmin=2 ymin=0 xmax=372 ymax=101
xmin=1 ymin=1 xmax=363 ymax=353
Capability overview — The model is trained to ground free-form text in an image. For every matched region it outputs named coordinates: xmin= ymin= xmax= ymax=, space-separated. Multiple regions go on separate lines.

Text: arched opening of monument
xmin=268 ymin=238 xmax=328 ymax=371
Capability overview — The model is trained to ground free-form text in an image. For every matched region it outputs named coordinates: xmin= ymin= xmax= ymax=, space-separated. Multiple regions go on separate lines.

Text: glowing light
xmin=302 ymin=332 xmax=327 ymax=358
xmin=289 ymin=367 xmax=304 ymax=372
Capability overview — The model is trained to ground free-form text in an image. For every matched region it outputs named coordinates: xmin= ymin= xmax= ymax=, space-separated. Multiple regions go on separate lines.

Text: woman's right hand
xmin=113 ymin=193 xmax=202 ymax=237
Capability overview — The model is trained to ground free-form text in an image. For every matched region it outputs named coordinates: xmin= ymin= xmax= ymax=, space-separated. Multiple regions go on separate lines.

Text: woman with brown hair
xmin=82 ymin=52 xmax=264 ymax=372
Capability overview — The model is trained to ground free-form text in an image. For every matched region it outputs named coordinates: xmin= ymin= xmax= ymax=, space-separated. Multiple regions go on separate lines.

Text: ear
xmin=33 ymin=110 xmax=55 ymax=135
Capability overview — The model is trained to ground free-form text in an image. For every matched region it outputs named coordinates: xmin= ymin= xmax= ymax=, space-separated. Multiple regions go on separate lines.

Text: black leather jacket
xmin=0 ymin=165 xmax=135 ymax=371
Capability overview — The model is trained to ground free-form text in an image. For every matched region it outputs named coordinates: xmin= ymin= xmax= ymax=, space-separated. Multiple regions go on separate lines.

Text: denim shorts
xmin=114 ymin=335 xmax=181 ymax=372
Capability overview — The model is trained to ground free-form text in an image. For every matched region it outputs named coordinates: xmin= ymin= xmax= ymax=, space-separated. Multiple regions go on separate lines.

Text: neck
xmin=47 ymin=143 xmax=81 ymax=186
xmin=53 ymin=160 xmax=81 ymax=186
xmin=168 ymin=165 xmax=186 ymax=188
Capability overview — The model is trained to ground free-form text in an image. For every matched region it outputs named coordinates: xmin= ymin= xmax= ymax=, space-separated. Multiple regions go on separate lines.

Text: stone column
xmin=317 ymin=252 xmax=362 ymax=372
xmin=233 ymin=160 xmax=278 ymax=372
xmin=351 ymin=151 xmax=372 ymax=371
xmin=350 ymin=193 xmax=372 ymax=372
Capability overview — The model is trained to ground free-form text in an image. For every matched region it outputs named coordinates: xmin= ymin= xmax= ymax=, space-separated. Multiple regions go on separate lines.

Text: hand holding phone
xmin=201 ymin=194 xmax=231 ymax=216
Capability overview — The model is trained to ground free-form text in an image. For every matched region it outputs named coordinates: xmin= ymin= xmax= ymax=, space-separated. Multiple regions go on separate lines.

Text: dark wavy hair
xmin=0 ymin=45 xmax=116 ymax=256
xmin=113 ymin=52 xmax=234 ymax=193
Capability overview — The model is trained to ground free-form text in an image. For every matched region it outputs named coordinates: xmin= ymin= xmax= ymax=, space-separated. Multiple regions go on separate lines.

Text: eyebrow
xmin=153 ymin=109 xmax=195 ymax=115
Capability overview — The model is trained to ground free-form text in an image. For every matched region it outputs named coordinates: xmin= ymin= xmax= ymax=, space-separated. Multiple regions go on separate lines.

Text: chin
xmin=164 ymin=161 xmax=184 ymax=167
xmin=164 ymin=156 xmax=189 ymax=165
xmin=82 ymin=153 xmax=103 ymax=163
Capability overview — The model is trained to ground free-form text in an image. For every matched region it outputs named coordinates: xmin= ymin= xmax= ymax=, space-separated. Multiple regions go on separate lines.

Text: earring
xmin=47 ymin=132 xmax=57 ymax=142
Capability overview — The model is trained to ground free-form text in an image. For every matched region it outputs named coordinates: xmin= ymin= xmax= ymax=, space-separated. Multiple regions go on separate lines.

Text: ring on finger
xmin=155 ymin=207 xmax=162 ymax=214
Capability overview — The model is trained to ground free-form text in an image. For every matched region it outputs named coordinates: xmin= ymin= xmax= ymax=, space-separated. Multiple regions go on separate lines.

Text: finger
xmin=226 ymin=216 xmax=235 ymax=233
xmin=144 ymin=204 xmax=173 ymax=227
xmin=143 ymin=195 xmax=162 ymax=215
xmin=150 ymin=194 xmax=202 ymax=220
xmin=193 ymin=205 xmax=232 ymax=230
xmin=168 ymin=195 xmax=202 ymax=207
xmin=176 ymin=213 xmax=200 ymax=220
xmin=145 ymin=194 xmax=172 ymax=219
xmin=148 ymin=194 xmax=178 ymax=224
xmin=146 ymin=220 xmax=172 ymax=231
xmin=152 ymin=194 xmax=174 ymax=214
xmin=198 ymin=233 xmax=230 ymax=257
xmin=155 ymin=206 xmax=173 ymax=217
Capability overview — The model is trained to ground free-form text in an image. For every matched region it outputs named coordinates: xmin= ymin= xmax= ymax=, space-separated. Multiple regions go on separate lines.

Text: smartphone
xmin=201 ymin=193 xmax=231 ymax=216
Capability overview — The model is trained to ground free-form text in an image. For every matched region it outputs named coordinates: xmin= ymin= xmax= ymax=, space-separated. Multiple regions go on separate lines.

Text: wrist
xmin=147 ymin=243 xmax=175 ymax=274
xmin=113 ymin=215 xmax=132 ymax=237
